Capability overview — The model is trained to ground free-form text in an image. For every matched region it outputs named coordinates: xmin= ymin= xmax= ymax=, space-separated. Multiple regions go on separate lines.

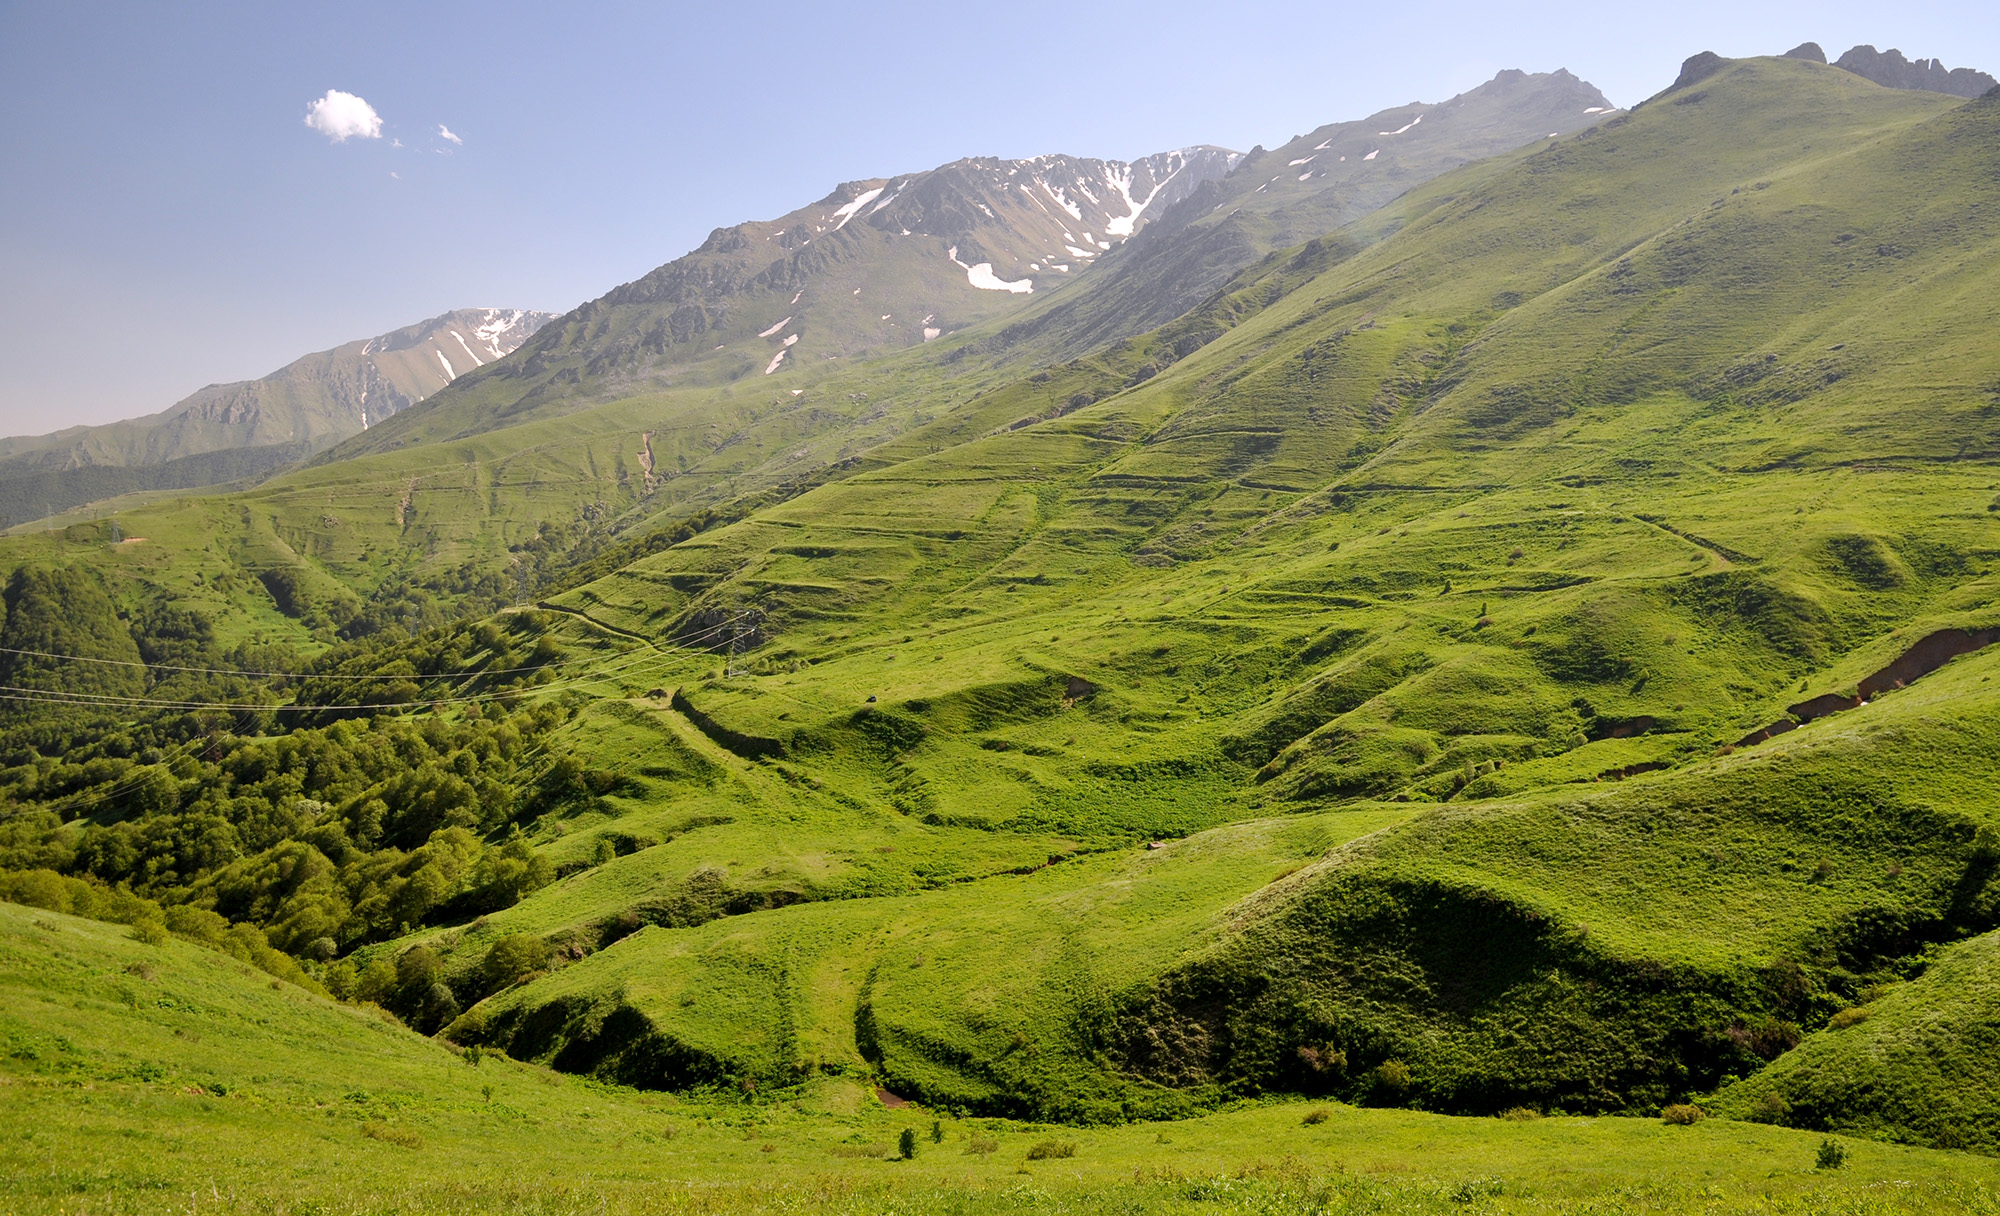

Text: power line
xmin=0 ymin=616 xmax=735 ymax=683
xmin=0 ymin=617 xmax=737 ymax=715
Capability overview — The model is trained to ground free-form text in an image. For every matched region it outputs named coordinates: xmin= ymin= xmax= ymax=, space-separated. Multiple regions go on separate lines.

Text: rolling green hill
xmin=5 ymin=899 xmax=1997 ymax=1215
xmin=5 ymin=47 xmax=2000 ymax=1205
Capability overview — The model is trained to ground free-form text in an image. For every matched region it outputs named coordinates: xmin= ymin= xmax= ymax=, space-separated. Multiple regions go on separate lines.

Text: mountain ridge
xmin=320 ymin=70 xmax=1613 ymax=462
xmin=0 ymin=308 xmax=553 ymax=527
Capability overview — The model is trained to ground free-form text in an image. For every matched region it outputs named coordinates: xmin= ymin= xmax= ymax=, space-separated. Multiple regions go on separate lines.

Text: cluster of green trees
xmin=0 ymin=563 xmax=612 ymax=1025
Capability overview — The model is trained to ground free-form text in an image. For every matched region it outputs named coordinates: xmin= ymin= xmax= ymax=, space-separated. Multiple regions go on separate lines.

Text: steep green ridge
xmin=3 ymin=53 xmax=2000 ymax=1170
xmin=1711 ymin=926 xmax=2000 ymax=1152
xmin=0 ymin=309 xmax=552 ymax=528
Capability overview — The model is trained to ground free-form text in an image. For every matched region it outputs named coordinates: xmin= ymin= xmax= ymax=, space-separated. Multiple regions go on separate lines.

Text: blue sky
xmin=2 ymin=0 xmax=1993 ymax=433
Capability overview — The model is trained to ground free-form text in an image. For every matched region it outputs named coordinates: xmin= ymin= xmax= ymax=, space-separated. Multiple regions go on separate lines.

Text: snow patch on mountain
xmin=471 ymin=309 xmax=541 ymax=359
xmin=828 ymin=187 xmax=886 ymax=230
xmin=949 ymin=245 xmax=1033 ymax=294
xmin=1045 ymin=185 xmax=1085 ymax=221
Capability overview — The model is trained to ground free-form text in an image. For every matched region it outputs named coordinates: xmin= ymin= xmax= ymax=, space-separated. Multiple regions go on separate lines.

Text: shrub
xmin=1816 ymin=1138 xmax=1848 ymax=1170
xmin=1302 ymin=1107 xmax=1331 ymax=1125
xmin=963 ymin=1136 xmax=998 ymax=1156
xmin=1661 ymin=1104 xmax=1704 ymax=1126
xmin=480 ymin=934 xmax=551 ymax=992
xmin=1749 ymin=1091 xmax=1792 ymax=1125
xmin=1373 ymin=1059 xmax=1411 ymax=1096
xmin=1828 ymin=1005 xmax=1871 ymax=1029
xmin=1500 ymin=1106 xmax=1541 ymax=1122
xmin=1025 ymin=1140 xmax=1076 ymax=1161
xmin=1296 ymin=1044 xmax=1347 ymax=1074
xmin=131 ymin=918 xmax=170 ymax=946
xmin=360 ymin=1121 xmax=423 ymax=1149
xmin=830 ymin=1143 xmax=890 ymax=1159
xmin=930 ymin=1119 xmax=943 ymax=1144
xmin=898 ymin=1128 xmax=917 ymax=1160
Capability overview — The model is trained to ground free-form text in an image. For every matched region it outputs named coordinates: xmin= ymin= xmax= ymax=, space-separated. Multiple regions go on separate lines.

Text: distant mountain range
xmin=328 ymin=69 xmax=1613 ymax=459
xmin=0 ymin=309 xmax=553 ymax=528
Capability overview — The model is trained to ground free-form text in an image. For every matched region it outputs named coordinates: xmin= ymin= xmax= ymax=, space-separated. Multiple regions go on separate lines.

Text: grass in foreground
xmin=4 ymin=900 xmax=1997 ymax=1215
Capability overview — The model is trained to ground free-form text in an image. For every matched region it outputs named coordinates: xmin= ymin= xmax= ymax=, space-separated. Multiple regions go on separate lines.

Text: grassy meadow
xmin=2 ymin=55 xmax=2000 ymax=1211
xmin=7 ymin=901 xmax=1999 ymax=1216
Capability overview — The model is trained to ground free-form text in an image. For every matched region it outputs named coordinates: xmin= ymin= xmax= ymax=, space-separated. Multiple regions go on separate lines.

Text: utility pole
xmin=725 ymin=611 xmax=742 ymax=679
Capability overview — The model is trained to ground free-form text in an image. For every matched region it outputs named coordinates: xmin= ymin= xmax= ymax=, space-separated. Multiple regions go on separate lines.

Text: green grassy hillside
xmin=7 ymin=900 xmax=1999 ymax=1215
xmin=1711 ymin=927 xmax=2000 ymax=1151
xmin=3 ymin=52 xmax=2000 ymax=1198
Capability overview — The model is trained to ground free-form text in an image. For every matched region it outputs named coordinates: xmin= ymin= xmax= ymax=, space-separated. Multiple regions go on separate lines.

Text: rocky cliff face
xmin=1835 ymin=45 xmax=1997 ymax=98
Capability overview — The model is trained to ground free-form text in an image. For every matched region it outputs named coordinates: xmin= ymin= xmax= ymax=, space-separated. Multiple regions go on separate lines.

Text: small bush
xmin=964 ymin=1136 xmax=999 ymax=1156
xmin=1025 ymin=1139 xmax=1076 ymax=1160
xmin=1661 ymin=1104 xmax=1704 ymax=1126
xmin=1828 ymin=1005 xmax=1871 ymax=1029
xmin=1296 ymin=1044 xmax=1347 ymax=1074
xmin=830 ymin=1143 xmax=891 ymax=1159
xmin=1750 ymin=1091 xmax=1792 ymax=1125
xmin=480 ymin=934 xmax=550 ymax=992
xmin=898 ymin=1128 xmax=917 ymax=1160
xmin=1373 ymin=1059 xmax=1411 ymax=1096
xmin=1302 ymin=1107 xmax=1332 ymax=1125
xmin=360 ymin=1121 xmax=423 ymax=1149
xmin=1816 ymin=1138 xmax=1848 ymax=1170
xmin=1500 ymin=1106 xmax=1541 ymax=1122
xmin=131 ymin=919 xmax=170 ymax=946
xmin=1451 ymin=1178 xmax=1504 ymax=1202
xmin=930 ymin=1119 xmax=944 ymax=1144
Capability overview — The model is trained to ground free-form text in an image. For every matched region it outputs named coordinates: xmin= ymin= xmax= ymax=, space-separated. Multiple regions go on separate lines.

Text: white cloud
xmin=303 ymin=90 xmax=382 ymax=142
xmin=391 ymin=138 xmax=403 ymax=149
xmin=438 ymin=124 xmax=462 ymax=145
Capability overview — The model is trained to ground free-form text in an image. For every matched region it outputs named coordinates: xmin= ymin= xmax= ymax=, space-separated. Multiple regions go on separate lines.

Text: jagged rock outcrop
xmin=1836 ymin=44 xmax=1997 ymax=97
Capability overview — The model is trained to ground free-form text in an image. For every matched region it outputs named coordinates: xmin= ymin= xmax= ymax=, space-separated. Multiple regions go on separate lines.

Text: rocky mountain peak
xmin=1835 ymin=44 xmax=1998 ymax=98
